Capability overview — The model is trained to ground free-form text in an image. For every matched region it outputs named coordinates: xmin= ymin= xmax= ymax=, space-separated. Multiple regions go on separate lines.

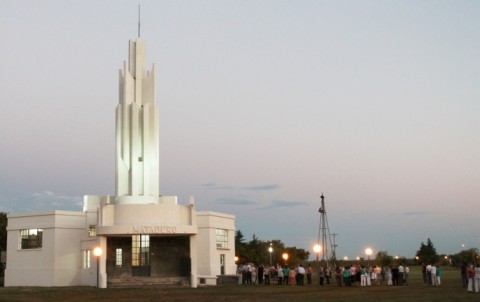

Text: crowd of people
xmin=461 ymin=262 xmax=480 ymax=293
xmin=238 ymin=262 xmax=415 ymax=287
xmin=337 ymin=264 xmax=410 ymax=287
xmin=237 ymin=261 xmax=480 ymax=293
xmin=421 ymin=263 xmax=442 ymax=286
xmin=238 ymin=263 xmax=311 ymax=286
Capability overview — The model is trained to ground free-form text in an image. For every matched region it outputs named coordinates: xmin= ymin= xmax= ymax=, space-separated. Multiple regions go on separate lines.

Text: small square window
xmin=216 ymin=229 xmax=228 ymax=249
xmin=88 ymin=226 xmax=96 ymax=237
xmin=19 ymin=229 xmax=43 ymax=249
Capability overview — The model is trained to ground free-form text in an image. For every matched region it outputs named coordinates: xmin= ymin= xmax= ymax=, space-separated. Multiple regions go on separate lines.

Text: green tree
xmin=416 ymin=238 xmax=439 ymax=264
xmin=375 ymin=250 xmax=393 ymax=267
xmin=235 ymin=230 xmax=246 ymax=246
xmin=0 ymin=212 xmax=7 ymax=278
xmin=0 ymin=212 xmax=7 ymax=252
xmin=451 ymin=248 xmax=479 ymax=266
xmin=234 ymin=230 xmax=248 ymax=264
xmin=234 ymin=230 xmax=309 ymax=266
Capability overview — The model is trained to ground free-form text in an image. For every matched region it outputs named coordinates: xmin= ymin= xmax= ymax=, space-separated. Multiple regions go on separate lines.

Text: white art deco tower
xmin=5 ymin=37 xmax=237 ymax=289
xmin=115 ymin=39 xmax=159 ymax=203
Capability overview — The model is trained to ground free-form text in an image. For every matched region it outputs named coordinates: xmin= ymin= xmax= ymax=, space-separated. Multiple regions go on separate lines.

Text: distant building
xmin=5 ymin=38 xmax=236 ymax=288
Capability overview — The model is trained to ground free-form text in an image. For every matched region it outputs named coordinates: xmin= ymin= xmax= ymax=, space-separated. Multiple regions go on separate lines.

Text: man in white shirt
xmin=426 ymin=264 xmax=432 ymax=284
xmin=398 ymin=264 xmax=405 ymax=286
xmin=404 ymin=266 xmax=410 ymax=286
xmin=297 ymin=265 xmax=306 ymax=285
xmin=430 ymin=265 xmax=437 ymax=286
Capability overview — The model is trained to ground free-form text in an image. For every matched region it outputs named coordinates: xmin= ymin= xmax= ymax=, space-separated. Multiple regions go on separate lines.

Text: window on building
xmin=19 ymin=229 xmax=43 ymax=249
xmin=220 ymin=254 xmax=225 ymax=275
xmin=116 ymin=248 xmax=123 ymax=267
xmin=216 ymin=229 xmax=228 ymax=249
xmin=83 ymin=250 xmax=91 ymax=268
xmin=132 ymin=235 xmax=150 ymax=266
xmin=88 ymin=225 xmax=96 ymax=237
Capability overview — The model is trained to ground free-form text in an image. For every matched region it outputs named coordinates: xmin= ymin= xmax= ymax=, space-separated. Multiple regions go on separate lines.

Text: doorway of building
xmin=132 ymin=234 xmax=150 ymax=277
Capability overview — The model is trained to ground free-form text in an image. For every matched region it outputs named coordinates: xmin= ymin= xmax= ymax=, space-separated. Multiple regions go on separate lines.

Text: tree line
xmin=235 ymin=230 xmax=309 ymax=266
xmin=373 ymin=238 xmax=479 ymax=267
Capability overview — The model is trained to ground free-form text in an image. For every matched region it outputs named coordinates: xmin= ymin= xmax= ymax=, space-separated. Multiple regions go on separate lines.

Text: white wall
xmin=196 ymin=211 xmax=236 ymax=277
xmin=5 ymin=211 xmax=88 ymax=286
xmin=5 ymin=207 xmax=236 ymax=287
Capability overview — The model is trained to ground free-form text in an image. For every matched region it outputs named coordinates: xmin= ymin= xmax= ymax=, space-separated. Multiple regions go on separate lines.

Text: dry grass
xmin=0 ymin=266 xmax=477 ymax=302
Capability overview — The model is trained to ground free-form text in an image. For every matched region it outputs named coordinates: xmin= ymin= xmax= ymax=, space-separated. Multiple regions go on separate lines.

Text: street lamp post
xmin=313 ymin=244 xmax=321 ymax=263
xmin=93 ymin=247 xmax=103 ymax=299
xmin=365 ymin=248 xmax=372 ymax=265
xmin=268 ymin=243 xmax=273 ymax=266
xmin=282 ymin=253 xmax=289 ymax=266
xmin=313 ymin=244 xmax=321 ymax=284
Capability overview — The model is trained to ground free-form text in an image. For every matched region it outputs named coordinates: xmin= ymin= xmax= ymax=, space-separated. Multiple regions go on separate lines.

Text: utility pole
xmin=331 ymin=233 xmax=339 ymax=266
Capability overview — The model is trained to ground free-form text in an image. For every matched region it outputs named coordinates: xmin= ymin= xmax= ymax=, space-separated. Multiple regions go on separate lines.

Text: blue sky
xmin=0 ymin=0 xmax=479 ymax=260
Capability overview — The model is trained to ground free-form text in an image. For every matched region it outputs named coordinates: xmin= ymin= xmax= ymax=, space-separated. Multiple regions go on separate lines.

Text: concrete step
xmin=108 ymin=276 xmax=190 ymax=287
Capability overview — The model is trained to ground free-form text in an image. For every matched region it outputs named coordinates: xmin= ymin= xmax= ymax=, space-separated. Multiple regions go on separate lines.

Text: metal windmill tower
xmin=316 ymin=194 xmax=336 ymax=268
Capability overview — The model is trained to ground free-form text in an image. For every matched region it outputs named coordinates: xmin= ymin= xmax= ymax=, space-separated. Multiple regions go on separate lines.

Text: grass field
xmin=0 ymin=266 xmax=478 ymax=302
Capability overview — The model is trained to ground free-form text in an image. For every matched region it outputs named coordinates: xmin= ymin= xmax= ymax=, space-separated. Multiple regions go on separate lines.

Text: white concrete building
xmin=5 ymin=38 xmax=236 ymax=288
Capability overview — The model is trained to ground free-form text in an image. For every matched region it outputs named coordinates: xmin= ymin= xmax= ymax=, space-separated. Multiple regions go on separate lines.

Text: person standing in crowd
xmin=325 ymin=267 xmax=331 ymax=285
xmin=258 ymin=264 xmax=264 ymax=284
xmin=318 ymin=266 xmax=325 ymax=286
xmin=247 ymin=263 xmax=253 ymax=284
xmin=276 ymin=264 xmax=283 ymax=285
xmin=366 ymin=265 xmax=372 ymax=286
xmin=283 ymin=266 xmax=290 ymax=285
xmin=297 ymin=264 xmax=306 ymax=285
xmin=430 ymin=264 xmax=437 ymax=286
xmin=461 ymin=262 xmax=468 ymax=288
xmin=335 ymin=266 xmax=343 ymax=286
xmin=343 ymin=266 xmax=351 ymax=287
xmin=404 ymin=265 xmax=410 ymax=286
xmin=436 ymin=265 xmax=441 ymax=286
xmin=374 ymin=265 xmax=382 ymax=285
xmin=381 ymin=266 xmax=386 ymax=283
xmin=474 ymin=263 xmax=480 ymax=293
xmin=264 ymin=264 xmax=271 ymax=285
xmin=386 ymin=266 xmax=392 ymax=285
xmin=354 ymin=264 xmax=361 ymax=286
xmin=289 ymin=266 xmax=296 ymax=286
xmin=349 ymin=265 xmax=357 ymax=286
xmin=241 ymin=263 xmax=248 ymax=284
xmin=306 ymin=264 xmax=313 ymax=284
xmin=370 ymin=265 xmax=377 ymax=284
xmin=426 ymin=263 xmax=432 ymax=285
xmin=250 ymin=263 xmax=257 ymax=284
xmin=391 ymin=265 xmax=399 ymax=286
xmin=422 ymin=263 xmax=428 ymax=284
xmin=360 ymin=265 xmax=367 ymax=287
xmin=467 ymin=263 xmax=475 ymax=292
xmin=398 ymin=263 xmax=404 ymax=286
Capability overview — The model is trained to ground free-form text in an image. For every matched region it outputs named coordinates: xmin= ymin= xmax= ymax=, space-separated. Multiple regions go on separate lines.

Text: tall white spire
xmin=115 ymin=38 xmax=159 ymax=203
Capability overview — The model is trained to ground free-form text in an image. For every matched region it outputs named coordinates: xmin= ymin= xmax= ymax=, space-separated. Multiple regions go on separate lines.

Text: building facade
xmin=5 ymin=39 xmax=236 ymax=288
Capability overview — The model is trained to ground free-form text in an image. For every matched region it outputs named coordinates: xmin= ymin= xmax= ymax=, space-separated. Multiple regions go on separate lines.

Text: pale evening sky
xmin=0 ymin=0 xmax=479 ymax=260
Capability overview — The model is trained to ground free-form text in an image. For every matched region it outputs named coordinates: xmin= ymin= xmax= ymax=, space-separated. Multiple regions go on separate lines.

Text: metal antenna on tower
xmin=138 ymin=4 xmax=141 ymax=38
xmin=316 ymin=194 xmax=336 ymax=268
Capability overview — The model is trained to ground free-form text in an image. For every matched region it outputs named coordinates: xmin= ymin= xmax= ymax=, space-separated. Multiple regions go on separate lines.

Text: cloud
xmin=201 ymin=183 xmax=280 ymax=191
xmin=400 ymin=211 xmax=432 ymax=216
xmin=243 ymin=184 xmax=280 ymax=191
xmin=214 ymin=198 xmax=257 ymax=206
xmin=201 ymin=183 xmax=216 ymax=188
xmin=201 ymin=183 xmax=233 ymax=190
xmin=2 ymin=190 xmax=84 ymax=213
xmin=258 ymin=199 xmax=308 ymax=210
